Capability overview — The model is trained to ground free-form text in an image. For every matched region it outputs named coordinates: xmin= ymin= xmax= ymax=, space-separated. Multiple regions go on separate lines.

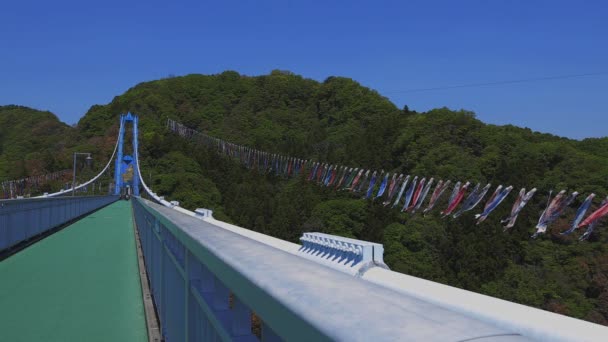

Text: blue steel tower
xmin=113 ymin=112 xmax=140 ymax=196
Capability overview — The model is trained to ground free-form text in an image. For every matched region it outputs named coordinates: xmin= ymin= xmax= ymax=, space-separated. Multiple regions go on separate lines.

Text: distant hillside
xmin=577 ymin=137 xmax=608 ymax=159
xmin=77 ymin=71 xmax=401 ymax=168
xmin=0 ymin=105 xmax=73 ymax=180
xmin=2 ymin=71 xmax=608 ymax=325
xmin=76 ymin=70 xmax=607 ymax=197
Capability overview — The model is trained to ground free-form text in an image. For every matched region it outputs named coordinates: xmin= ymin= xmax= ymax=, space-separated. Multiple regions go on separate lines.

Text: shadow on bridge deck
xmin=0 ymin=200 xmax=147 ymax=342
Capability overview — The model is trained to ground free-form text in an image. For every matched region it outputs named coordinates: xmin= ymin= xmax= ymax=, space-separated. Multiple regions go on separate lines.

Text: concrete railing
xmin=198 ymin=213 xmax=608 ymax=342
xmin=0 ymin=195 xmax=118 ymax=252
xmin=133 ymin=197 xmax=555 ymax=342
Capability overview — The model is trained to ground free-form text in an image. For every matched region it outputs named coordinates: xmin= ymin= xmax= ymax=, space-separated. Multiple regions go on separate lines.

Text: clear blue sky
xmin=1 ymin=0 xmax=606 ymax=139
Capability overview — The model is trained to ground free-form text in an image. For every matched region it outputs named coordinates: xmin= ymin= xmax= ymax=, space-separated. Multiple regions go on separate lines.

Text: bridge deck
xmin=0 ymin=200 xmax=147 ymax=342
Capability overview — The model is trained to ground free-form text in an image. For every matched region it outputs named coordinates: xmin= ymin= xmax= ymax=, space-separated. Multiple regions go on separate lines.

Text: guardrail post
xmin=184 ymin=249 xmax=190 ymax=342
xmin=212 ymin=277 xmax=230 ymax=330
xmin=232 ymin=295 xmax=252 ymax=336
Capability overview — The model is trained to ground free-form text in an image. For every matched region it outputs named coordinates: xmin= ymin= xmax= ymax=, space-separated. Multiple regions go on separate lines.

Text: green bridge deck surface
xmin=0 ymin=200 xmax=148 ymax=342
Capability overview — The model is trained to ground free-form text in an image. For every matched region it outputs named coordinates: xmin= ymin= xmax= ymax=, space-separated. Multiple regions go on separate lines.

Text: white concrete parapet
xmin=135 ymin=197 xmax=536 ymax=342
xmin=134 ymin=196 xmax=608 ymax=341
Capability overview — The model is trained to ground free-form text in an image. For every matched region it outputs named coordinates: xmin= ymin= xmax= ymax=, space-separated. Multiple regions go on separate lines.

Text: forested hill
xmin=2 ymin=70 xmax=608 ymax=325
xmin=0 ymin=105 xmax=73 ymax=180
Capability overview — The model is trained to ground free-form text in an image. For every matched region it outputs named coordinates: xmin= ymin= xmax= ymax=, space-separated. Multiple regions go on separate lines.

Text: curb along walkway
xmin=0 ymin=200 xmax=147 ymax=342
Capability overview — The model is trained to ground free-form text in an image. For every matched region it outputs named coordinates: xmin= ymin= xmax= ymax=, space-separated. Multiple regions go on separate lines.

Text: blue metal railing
xmin=133 ymin=198 xmax=284 ymax=342
xmin=0 ymin=195 xmax=118 ymax=252
xmin=132 ymin=197 xmax=542 ymax=342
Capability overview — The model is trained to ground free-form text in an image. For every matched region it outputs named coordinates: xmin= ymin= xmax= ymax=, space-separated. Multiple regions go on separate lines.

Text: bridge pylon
xmin=113 ymin=112 xmax=140 ymax=196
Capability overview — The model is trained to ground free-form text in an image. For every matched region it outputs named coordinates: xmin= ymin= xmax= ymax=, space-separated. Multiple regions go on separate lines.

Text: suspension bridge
xmin=1 ymin=113 xmax=607 ymax=342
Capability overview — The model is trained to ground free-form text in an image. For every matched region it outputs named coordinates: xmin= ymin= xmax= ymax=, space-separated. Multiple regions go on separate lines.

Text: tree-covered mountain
xmin=0 ymin=105 xmax=73 ymax=181
xmin=2 ymin=71 xmax=607 ymax=325
xmin=0 ymin=105 xmax=117 ymax=193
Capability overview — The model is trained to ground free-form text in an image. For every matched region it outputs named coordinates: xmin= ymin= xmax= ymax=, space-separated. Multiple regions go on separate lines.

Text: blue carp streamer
xmin=561 ymin=193 xmax=596 ymax=235
xmin=475 ymin=185 xmax=513 ymax=224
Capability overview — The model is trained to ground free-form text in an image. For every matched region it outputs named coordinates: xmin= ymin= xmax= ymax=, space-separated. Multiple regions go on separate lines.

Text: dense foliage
xmin=0 ymin=105 xmax=71 ymax=180
xmin=2 ymin=71 xmax=608 ymax=324
xmin=0 ymin=105 xmax=118 ymax=193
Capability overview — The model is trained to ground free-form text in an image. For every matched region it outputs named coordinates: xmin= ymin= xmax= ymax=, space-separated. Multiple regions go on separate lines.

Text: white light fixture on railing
xmin=72 ymin=152 xmax=93 ymax=196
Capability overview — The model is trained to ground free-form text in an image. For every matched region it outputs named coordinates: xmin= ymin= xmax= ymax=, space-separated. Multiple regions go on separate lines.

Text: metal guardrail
xmin=0 ymin=195 xmax=118 ymax=252
xmin=133 ymin=197 xmax=538 ymax=342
